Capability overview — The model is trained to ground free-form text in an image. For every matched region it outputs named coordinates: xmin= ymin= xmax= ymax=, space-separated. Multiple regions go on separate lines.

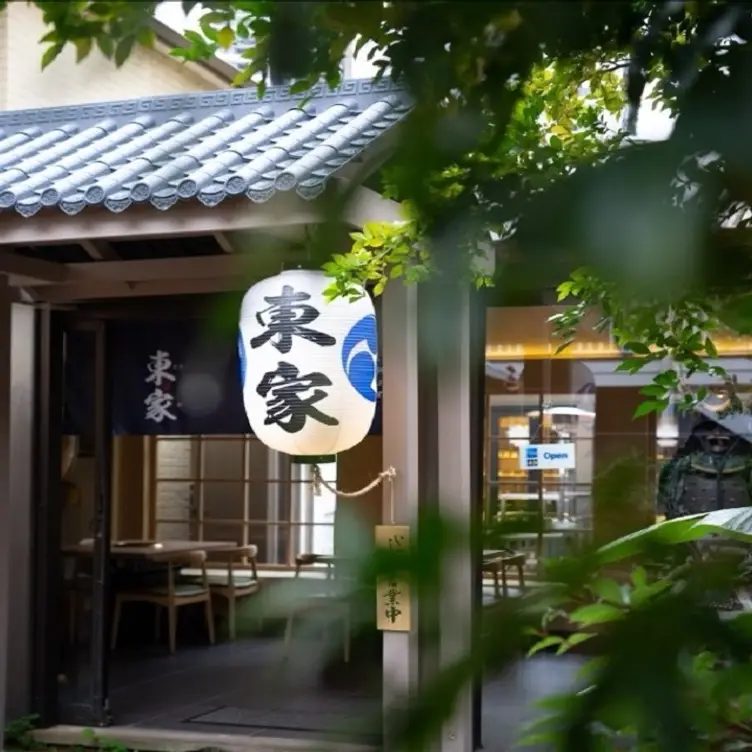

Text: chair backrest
xmin=206 ymin=545 xmax=256 ymax=563
xmin=206 ymin=545 xmax=258 ymax=585
xmin=159 ymin=550 xmax=208 ymax=595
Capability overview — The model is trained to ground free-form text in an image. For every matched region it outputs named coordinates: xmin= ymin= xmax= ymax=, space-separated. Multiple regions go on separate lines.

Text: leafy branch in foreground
xmin=549 ymin=268 xmax=747 ymax=418
xmin=520 ymin=507 xmax=752 ymax=751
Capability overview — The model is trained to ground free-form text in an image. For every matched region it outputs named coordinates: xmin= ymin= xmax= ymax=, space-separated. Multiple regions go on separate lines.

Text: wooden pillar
xmin=436 ymin=286 xmax=474 ymax=752
xmin=0 ymin=292 xmax=42 ymax=727
xmin=381 ymin=280 xmax=420 ymax=742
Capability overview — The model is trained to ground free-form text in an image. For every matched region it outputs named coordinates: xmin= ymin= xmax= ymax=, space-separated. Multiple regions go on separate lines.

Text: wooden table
xmin=63 ymin=539 xmax=239 ymax=561
xmin=483 ymin=548 xmax=527 ymax=598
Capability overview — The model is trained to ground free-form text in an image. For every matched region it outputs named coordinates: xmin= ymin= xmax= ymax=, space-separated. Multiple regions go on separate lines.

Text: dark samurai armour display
xmin=658 ymin=419 xmax=752 ymax=610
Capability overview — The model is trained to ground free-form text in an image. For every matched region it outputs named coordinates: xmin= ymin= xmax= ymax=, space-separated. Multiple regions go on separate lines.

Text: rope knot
xmin=310 ymin=462 xmax=397 ymax=499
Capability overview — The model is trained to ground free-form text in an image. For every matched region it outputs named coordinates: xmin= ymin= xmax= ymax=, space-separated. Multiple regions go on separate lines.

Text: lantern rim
xmin=290 ymin=454 xmax=336 ymax=464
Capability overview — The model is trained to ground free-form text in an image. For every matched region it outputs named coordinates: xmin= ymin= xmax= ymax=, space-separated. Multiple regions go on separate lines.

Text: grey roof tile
xmin=0 ymin=78 xmax=411 ymax=218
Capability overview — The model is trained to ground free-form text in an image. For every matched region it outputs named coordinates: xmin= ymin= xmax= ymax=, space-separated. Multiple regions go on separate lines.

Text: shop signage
xmin=375 ymin=524 xmax=411 ymax=632
xmin=63 ymin=324 xmax=383 ymax=437
xmin=238 ymin=269 xmax=378 ymax=457
xmin=520 ymin=442 xmax=576 ymax=470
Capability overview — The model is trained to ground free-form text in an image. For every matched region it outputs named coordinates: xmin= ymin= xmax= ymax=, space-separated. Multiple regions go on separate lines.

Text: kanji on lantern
xmin=239 ymin=269 xmax=377 ymax=457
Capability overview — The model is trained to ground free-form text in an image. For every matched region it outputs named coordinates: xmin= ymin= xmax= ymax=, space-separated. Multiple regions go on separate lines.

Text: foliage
xmin=550 ymin=268 xmax=734 ymax=417
xmin=26 ymin=2 xmax=752 ymax=382
xmin=23 ymin=2 xmax=752 ymax=750
xmin=80 ymin=728 xmax=128 ymax=752
xmin=521 ymin=507 xmax=752 ymax=751
xmin=4 ymin=715 xmax=42 ymax=750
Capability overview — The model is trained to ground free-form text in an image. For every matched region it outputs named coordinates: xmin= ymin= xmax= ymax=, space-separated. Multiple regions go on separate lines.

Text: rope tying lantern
xmin=311 ymin=464 xmax=397 ymax=521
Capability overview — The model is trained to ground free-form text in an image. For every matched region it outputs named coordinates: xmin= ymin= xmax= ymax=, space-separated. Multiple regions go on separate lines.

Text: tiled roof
xmin=0 ymin=78 xmax=410 ymax=218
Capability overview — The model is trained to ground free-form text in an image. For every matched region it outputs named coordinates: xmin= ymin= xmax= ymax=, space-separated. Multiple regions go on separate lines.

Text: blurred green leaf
xmin=570 ymin=603 xmax=623 ymax=626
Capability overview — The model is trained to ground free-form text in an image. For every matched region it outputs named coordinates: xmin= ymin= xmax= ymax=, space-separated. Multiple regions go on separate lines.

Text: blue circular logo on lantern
xmin=341 ymin=314 xmax=378 ymax=403
xmin=237 ymin=331 xmax=247 ymax=386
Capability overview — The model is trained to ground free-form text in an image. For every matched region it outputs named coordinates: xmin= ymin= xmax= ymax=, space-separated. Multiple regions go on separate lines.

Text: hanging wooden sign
xmin=375 ymin=524 xmax=411 ymax=632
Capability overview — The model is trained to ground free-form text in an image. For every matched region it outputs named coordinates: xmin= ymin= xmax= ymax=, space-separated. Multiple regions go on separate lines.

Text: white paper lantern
xmin=238 ymin=269 xmax=378 ymax=457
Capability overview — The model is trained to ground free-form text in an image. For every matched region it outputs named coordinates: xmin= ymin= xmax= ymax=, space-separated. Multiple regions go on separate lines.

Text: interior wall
xmin=112 ymin=437 xmax=146 ymax=541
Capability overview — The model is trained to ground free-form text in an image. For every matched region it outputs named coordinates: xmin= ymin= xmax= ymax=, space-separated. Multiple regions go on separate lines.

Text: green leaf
xmin=96 ymin=34 xmax=114 ymax=58
xmin=624 ymin=341 xmax=651 ymax=354
xmin=526 ymin=635 xmax=564 ymax=657
xmin=289 ymin=79 xmax=311 ymax=94
xmin=654 ymin=369 xmax=679 ymax=387
xmin=558 ymin=632 xmax=596 ymax=653
xmin=73 ymin=37 xmax=92 ymax=63
xmin=557 ymin=281 xmax=574 ymax=301
xmin=630 ymin=579 xmax=671 ymax=607
xmin=615 ymin=358 xmax=646 ymax=373
xmin=569 ymin=603 xmax=623 ymax=627
xmin=595 ymin=513 xmax=710 ymax=565
xmin=114 ymin=35 xmax=136 ymax=67
xmin=639 ymin=384 xmax=667 ymax=398
xmin=232 ymin=66 xmax=254 ymax=87
xmin=589 ymin=577 xmax=625 ymax=605
xmin=704 ymin=337 xmax=718 ymax=357
xmin=136 ymin=27 xmax=156 ymax=48
xmin=216 ymin=26 xmax=235 ymax=49
xmin=631 ymin=566 xmax=648 ymax=589
xmin=41 ymin=43 xmax=64 ymax=70
xmin=633 ymin=400 xmax=662 ymax=418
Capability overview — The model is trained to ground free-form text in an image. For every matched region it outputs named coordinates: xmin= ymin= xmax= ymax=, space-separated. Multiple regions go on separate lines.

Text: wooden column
xmin=0 ymin=291 xmax=42 ymax=725
xmin=381 ymin=280 xmax=420 ymax=743
xmin=436 ymin=286 xmax=474 ymax=752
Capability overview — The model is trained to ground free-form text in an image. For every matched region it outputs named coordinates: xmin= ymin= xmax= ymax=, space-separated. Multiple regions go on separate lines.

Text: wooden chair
xmin=283 ymin=553 xmax=352 ymax=663
xmin=110 ymin=550 xmax=215 ymax=654
xmin=204 ymin=545 xmax=262 ymax=640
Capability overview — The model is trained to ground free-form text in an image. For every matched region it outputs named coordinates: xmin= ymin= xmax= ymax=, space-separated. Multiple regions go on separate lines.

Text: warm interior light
xmin=525 ymin=406 xmax=596 ymax=418
xmin=656 ymin=411 xmax=679 ymax=447
xmin=507 ymin=423 xmax=530 ymax=449
xmin=485 ymin=336 xmax=752 ymax=360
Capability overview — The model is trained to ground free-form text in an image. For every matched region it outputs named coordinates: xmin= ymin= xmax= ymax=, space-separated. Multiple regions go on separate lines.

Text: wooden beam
xmin=0 ymin=193 xmax=328 ymax=247
xmin=213 ymin=232 xmax=235 ymax=254
xmin=341 ymin=183 xmax=403 ymax=226
xmin=14 ymin=249 xmax=308 ymax=291
xmin=65 ymin=253 xmax=257 ymax=284
xmin=36 ymin=276 xmax=247 ymax=303
xmin=79 ymin=239 xmax=120 ymax=261
xmin=0 ymin=251 xmax=68 ymax=283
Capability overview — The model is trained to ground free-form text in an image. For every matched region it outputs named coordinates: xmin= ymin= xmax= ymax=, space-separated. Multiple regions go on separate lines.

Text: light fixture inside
xmin=525 ymin=406 xmax=596 ymax=418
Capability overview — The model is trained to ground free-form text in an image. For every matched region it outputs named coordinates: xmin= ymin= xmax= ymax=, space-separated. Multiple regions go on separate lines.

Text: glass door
xmin=55 ymin=321 xmax=113 ymax=726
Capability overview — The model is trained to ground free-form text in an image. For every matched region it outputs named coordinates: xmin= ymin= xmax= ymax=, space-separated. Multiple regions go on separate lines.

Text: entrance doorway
xmin=44 ymin=311 xmax=383 ymax=743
